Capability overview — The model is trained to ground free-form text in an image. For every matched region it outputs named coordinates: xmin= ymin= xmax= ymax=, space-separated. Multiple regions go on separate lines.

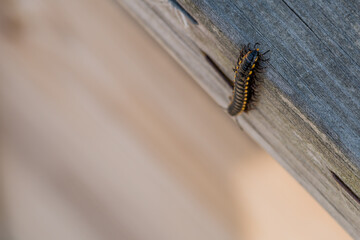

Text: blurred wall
xmin=0 ymin=0 xmax=351 ymax=240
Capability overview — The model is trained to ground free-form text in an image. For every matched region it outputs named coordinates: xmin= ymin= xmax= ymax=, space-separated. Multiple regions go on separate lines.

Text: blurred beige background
xmin=0 ymin=0 xmax=351 ymax=239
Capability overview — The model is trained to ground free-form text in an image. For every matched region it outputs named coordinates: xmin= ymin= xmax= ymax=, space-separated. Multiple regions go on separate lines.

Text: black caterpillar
xmin=228 ymin=43 xmax=269 ymax=116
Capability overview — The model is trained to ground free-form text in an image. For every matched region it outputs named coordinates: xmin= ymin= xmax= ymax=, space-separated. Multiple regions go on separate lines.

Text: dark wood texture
xmin=115 ymin=0 xmax=360 ymax=237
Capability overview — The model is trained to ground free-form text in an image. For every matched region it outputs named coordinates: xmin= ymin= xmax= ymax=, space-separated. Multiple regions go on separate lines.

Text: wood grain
xmin=115 ymin=0 xmax=360 ymax=237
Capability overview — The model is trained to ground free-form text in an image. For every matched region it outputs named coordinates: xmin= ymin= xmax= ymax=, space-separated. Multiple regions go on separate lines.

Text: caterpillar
xmin=227 ymin=43 xmax=269 ymax=116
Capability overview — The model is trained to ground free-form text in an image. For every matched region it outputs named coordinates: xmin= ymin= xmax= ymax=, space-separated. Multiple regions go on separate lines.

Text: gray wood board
xmin=115 ymin=0 xmax=360 ymax=237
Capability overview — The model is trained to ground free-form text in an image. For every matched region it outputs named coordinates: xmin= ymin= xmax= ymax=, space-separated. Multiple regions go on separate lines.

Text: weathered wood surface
xmin=115 ymin=0 xmax=360 ymax=237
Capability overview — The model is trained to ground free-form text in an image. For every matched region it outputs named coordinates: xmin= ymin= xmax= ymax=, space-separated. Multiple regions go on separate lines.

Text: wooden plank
xmin=115 ymin=0 xmax=360 ymax=237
